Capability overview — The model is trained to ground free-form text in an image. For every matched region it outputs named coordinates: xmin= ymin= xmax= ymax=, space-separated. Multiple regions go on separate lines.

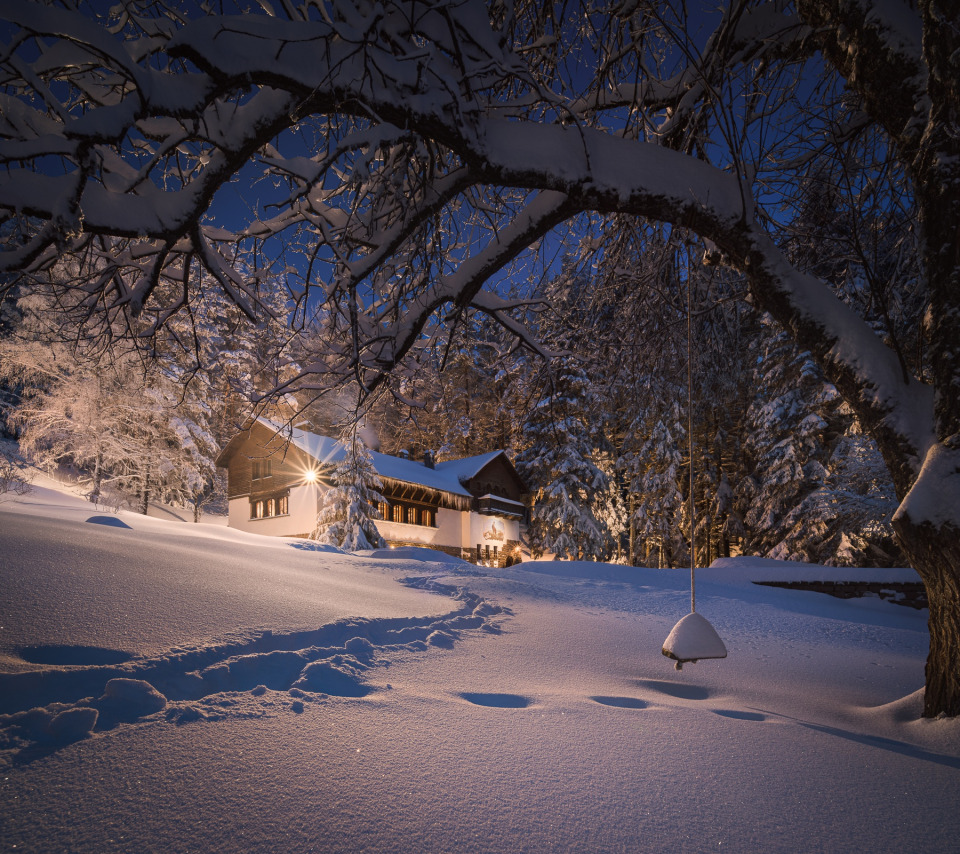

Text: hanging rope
xmin=687 ymin=273 xmax=696 ymax=614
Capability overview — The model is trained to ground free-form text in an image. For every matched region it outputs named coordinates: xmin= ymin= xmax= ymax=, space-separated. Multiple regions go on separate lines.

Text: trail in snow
xmin=0 ymin=574 xmax=507 ymax=765
xmin=2 ymin=484 xmax=960 ymax=853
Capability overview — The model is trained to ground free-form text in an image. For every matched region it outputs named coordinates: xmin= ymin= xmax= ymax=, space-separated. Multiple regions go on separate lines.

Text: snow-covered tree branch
xmin=3 ymin=0 xmax=960 ymax=716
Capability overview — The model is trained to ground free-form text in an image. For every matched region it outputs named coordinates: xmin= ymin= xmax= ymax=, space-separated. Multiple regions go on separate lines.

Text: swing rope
xmin=661 ymin=281 xmax=728 ymax=668
xmin=687 ymin=273 xmax=696 ymax=614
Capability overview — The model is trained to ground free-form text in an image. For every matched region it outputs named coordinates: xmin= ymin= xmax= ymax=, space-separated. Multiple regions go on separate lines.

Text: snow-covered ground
xmin=1 ymin=484 xmax=958 ymax=853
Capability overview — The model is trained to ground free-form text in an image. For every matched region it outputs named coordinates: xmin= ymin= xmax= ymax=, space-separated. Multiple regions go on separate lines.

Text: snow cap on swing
xmin=662 ymin=611 xmax=728 ymax=665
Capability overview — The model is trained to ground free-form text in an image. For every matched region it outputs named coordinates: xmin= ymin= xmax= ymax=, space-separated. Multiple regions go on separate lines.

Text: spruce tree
xmin=517 ymin=357 xmax=608 ymax=561
xmin=736 ymin=317 xmax=901 ymax=565
xmin=311 ymin=423 xmax=387 ymax=551
xmin=628 ymin=406 xmax=687 ymax=568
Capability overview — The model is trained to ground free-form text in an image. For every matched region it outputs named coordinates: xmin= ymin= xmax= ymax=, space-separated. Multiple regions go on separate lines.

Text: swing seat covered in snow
xmin=662 ymin=611 xmax=727 ymax=670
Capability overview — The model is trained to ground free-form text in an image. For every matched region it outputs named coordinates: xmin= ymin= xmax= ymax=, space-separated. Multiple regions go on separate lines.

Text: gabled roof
xmin=224 ymin=419 xmax=525 ymax=500
xmin=286 ymin=421 xmax=473 ymax=499
xmin=435 ymin=451 xmax=527 ymax=497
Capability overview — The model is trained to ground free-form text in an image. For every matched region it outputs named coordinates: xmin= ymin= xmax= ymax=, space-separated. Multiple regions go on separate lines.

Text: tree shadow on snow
xmin=758 ymin=710 xmax=960 ymax=769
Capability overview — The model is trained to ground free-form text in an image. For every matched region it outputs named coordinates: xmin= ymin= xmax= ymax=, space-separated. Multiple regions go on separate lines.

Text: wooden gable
xmin=216 ymin=421 xmax=317 ymax=500
xmin=459 ymin=454 xmax=527 ymax=503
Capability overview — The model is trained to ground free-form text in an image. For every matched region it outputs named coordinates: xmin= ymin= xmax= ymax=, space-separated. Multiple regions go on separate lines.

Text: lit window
xmin=378 ymin=501 xmax=389 ymax=520
xmin=407 ymin=506 xmax=417 ymax=525
xmin=266 ymin=498 xmax=276 ymax=517
xmin=392 ymin=504 xmax=403 ymax=524
xmin=253 ymin=500 xmax=264 ymax=519
xmin=278 ymin=495 xmax=289 ymax=515
xmin=422 ymin=509 xmax=432 ymax=527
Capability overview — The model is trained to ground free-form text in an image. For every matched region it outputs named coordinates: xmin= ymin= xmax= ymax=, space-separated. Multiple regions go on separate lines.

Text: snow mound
xmin=861 ymin=689 xmax=926 ymax=724
xmin=101 ymin=678 xmax=167 ymax=716
xmin=363 ymin=547 xmax=467 ymax=564
xmin=286 ymin=540 xmax=344 ymax=553
xmin=47 ymin=707 xmax=98 ymax=743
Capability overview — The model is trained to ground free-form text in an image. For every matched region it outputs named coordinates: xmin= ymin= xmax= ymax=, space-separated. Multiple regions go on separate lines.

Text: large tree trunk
xmin=799 ymin=0 xmax=960 ymax=720
xmin=891 ymin=443 xmax=960 ymax=717
xmin=731 ymin=227 xmax=960 ymax=715
xmin=894 ymin=514 xmax=960 ymax=718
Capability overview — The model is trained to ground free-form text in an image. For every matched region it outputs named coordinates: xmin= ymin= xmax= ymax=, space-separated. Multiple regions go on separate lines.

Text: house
xmin=215 ymin=419 xmax=527 ymax=565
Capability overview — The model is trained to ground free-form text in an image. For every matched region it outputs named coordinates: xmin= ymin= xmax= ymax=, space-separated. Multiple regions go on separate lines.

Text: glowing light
xmin=303 ymin=469 xmax=318 ymax=484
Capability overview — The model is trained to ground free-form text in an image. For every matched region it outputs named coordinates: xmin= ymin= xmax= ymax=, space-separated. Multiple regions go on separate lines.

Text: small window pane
xmin=407 ymin=506 xmax=417 ymax=525
xmin=392 ymin=504 xmax=403 ymax=523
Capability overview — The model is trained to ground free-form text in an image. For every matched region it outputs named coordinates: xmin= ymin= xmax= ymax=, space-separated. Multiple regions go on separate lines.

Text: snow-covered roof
xmin=263 ymin=419 xmax=511 ymax=500
xmin=434 ymin=451 xmax=505 ymax=484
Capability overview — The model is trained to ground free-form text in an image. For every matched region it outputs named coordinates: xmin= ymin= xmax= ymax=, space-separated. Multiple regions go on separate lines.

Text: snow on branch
xmin=0 ymin=0 xmax=937 ymax=480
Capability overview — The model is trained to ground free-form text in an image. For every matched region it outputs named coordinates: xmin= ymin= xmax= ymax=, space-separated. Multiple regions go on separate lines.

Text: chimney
xmin=423 ymin=450 xmax=435 ymax=470
xmin=398 ymin=449 xmax=410 ymax=460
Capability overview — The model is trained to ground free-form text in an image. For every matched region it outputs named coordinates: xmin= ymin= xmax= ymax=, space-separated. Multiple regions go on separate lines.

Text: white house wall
xmin=375 ymin=507 xmax=460 ymax=549
xmin=227 ymin=481 xmax=519 ymax=554
xmin=228 ymin=483 xmax=318 ymax=537
xmin=468 ymin=513 xmax=519 ymax=554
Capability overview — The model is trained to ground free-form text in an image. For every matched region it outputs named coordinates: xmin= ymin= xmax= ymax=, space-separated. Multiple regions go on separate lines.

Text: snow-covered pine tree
xmin=735 ymin=316 xmax=901 ymax=565
xmin=765 ymin=420 xmax=901 ymax=567
xmin=736 ymin=320 xmax=835 ymax=556
xmin=709 ymin=472 xmax=743 ymax=561
xmin=517 ymin=357 xmax=608 ymax=561
xmin=626 ymin=404 xmax=688 ymax=569
xmin=311 ymin=423 xmax=387 ymax=551
xmin=592 ymin=447 xmax=628 ymax=562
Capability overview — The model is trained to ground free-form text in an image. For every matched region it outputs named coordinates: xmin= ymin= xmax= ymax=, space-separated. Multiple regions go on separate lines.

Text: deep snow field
xmin=1 ymin=481 xmax=959 ymax=853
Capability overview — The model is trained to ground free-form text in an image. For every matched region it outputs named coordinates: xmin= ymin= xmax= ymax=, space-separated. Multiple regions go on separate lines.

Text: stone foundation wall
xmin=288 ymin=537 xmax=523 ymax=566
xmin=464 ymin=539 xmax=522 ymax=567
xmin=384 ymin=539 xmax=463 ymax=560
xmin=754 ymin=580 xmax=927 ymax=610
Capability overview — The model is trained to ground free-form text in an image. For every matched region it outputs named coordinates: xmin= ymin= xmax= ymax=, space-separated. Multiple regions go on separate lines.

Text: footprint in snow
xmin=292 ymin=661 xmax=371 ymax=697
xmin=634 ymin=679 xmax=710 ymax=701
xmin=711 ymin=709 xmax=767 ymax=722
xmin=458 ymin=692 xmax=531 ymax=708
xmin=590 ymin=696 xmax=648 ymax=709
